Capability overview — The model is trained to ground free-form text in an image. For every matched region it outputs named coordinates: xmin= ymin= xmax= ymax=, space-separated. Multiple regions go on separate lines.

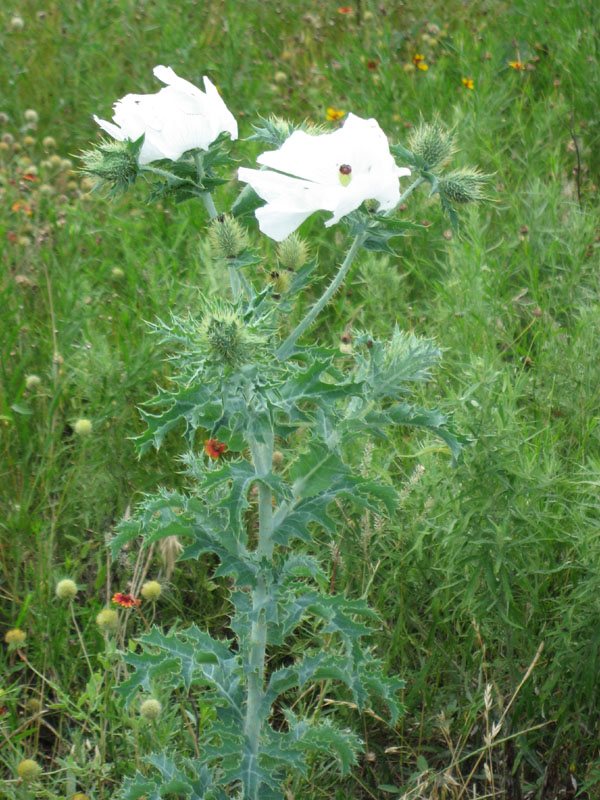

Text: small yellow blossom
xmin=462 ymin=77 xmax=474 ymax=90
xmin=413 ymin=54 xmax=429 ymax=71
xmin=508 ymin=60 xmax=526 ymax=70
xmin=4 ymin=628 xmax=26 ymax=646
xmin=326 ymin=107 xmax=346 ymax=122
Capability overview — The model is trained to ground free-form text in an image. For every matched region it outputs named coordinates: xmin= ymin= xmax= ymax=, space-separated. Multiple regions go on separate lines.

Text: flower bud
xmin=269 ymin=269 xmax=291 ymax=297
xmin=79 ymin=139 xmax=139 ymax=194
xmin=2 ymin=132 xmax=14 ymax=146
xmin=24 ymin=110 xmax=39 ymax=125
xmin=10 ymin=16 xmax=25 ymax=31
xmin=200 ymin=301 xmax=266 ymax=367
xmin=4 ymin=628 xmax=26 ymax=646
xmin=74 ymin=418 xmax=92 ymax=436
xmin=439 ymin=168 xmax=490 ymax=204
xmin=272 ymin=450 xmax=284 ymax=468
xmin=25 ymin=374 xmax=41 ymax=391
xmin=0 ymin=112 xmax=8 ymax=125
xmin=140 ymin=698 xmax=162 ymax=720
xmin=207 ymin=214 xmax=249 ymax=260
xmin=42 ymin=136 xmax=56 ymax=150
xmin=96 ymin=608 xmax=119 ymax=632
xmin=25 ymin=697 xmax=41 ymax=713
xmin=141 ymin=580 xmax=162 ymax=601
xmin=17 ymin=759 xmax=42 ymax=781
xmin=111 ymin=267 xmax=125 ymax=280
xmin=276 ymin=232 xmax=308 ymax=271
xmin=55 ymin=578 xmax=78 ymax=599
xmin=408 ymin=120 xmax=456 ymax=170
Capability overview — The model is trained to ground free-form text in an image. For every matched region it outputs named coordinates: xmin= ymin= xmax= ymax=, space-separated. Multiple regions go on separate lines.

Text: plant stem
xmin=275 ymin=231 xmax=367 ymax=361
xmin=387 ymin=174 xmax=426 ymax=214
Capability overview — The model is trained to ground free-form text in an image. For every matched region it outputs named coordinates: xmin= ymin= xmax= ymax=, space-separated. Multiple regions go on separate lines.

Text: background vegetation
xmin=1 ymin=0 xmax=599 ymax=797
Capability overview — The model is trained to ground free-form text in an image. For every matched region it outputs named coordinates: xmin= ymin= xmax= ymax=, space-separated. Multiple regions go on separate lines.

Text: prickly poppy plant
xmin=85 ymin=67 xmax=487 ymax=800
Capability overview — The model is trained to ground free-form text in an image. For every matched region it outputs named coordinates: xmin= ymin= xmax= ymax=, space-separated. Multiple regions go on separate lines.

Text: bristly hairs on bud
xmin=248 ymin=115 xmax=328 ymax=148
xmin=276 ymin=232 xmax=309 ymax=271
xmin=78 ymin=135 xmax=143 ymax=196
xmin=439 ymin=167 xmax=491 ymax=204
xmin=208 ymin=214 xmax=249 ymax=260
xmin=408 ymin=117 xmax=456 ymax=171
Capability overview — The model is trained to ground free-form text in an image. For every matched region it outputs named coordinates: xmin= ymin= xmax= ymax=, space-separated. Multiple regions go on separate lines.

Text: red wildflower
xmin=22 ymin=173 xmax=40 ymax=182
xmin=112 ymin=592 xmax=140 ymax=608
xmin=7 ymin=232 xmax=18 ymax=243
xmin=337 ymin=6 xmax=353 ymax=13
xmin=0 ymin=706 xmax=8 ymax=716
xmin=205 ymin=438 xmax=228 ymax=460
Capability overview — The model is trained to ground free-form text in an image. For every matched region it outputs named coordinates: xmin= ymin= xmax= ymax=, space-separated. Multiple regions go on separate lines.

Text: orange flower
xmin=326 ymin=107 xmax=346 ymax=122
xmin=337 ymin=6 xmax=353 ymax=13
xmin=112 ymin=592 xmax=140 ymax=608
xmin=12 ymin=201 xmax=33 ymax=215
xmin=22 ymin=173 xmax=39 ymax=182
xmin=205 ymin=438 xmax=228 ymax=460
xmin=508 ymin=60 xmax=526 ymax=70
xmin=462 ymin=77 xmax=474 ymax=90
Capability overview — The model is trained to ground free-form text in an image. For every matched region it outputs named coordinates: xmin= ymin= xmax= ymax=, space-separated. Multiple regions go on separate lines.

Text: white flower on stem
xmin=238 ymin=113 xmax=411 ymax=241
xmin=93 ymin=66 xmax=237 ymax=165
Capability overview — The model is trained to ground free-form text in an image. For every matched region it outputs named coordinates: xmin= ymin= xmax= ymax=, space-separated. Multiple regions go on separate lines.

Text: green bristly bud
xmin=79 ymin=137 xmax=141 ymax=195
xmin=408 ymin=119 xmax=456 ymax=170
xmin=249 ymin=115 xmax=328 ymax=148
xmin=199 ymin=300 xmax=267 ymax=367
xmin=276 ymin=232 xmax=309 ymax=271
xmin=439 ymin=167 xmax=490 ymax=204
xmin=208 ymin=214 xmax=249 ymax=260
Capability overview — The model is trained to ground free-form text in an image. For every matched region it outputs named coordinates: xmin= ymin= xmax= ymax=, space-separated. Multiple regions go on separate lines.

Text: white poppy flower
xmin=93 ymin=65 xmax=237 ymax=165
xmin=238 ymin=113 xmax=411 ymax=241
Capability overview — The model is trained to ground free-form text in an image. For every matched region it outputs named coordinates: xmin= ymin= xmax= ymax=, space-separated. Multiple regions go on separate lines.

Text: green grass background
xmin=1 ymin=0 xmax=599 ymax=797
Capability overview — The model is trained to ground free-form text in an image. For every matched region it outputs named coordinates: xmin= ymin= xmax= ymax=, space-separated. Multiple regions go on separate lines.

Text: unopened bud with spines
xmin=79 ymin=138 xmax=140 ymax=195
xmin=408 ymin=119 xmax=456 ymax=170
xmin=207 ymin=214 xmax=249 ymax=260
xmin=439 ymin=167 xmax=490 ymax=204
xmin=276 ymin=232 xmax=308 ymax=271
xmin=199 ymin=300 xmax=267 ymax=367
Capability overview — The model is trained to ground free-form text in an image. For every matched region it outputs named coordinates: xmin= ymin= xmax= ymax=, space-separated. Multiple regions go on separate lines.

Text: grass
xmin=1 ymin=0 xmax=599 ymax=797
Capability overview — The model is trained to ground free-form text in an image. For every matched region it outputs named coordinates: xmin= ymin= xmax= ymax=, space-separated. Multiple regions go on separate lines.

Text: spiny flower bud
xmin=96 ymin=608 xmax=119 ymax=632
xmin=17 ymin=759 xmax=42 ymax=781
xmin=141 ymin=580 xmax=162 ymax=601
xmin=25 ymin=374 xmax=41 ymax=391
xmin=439 ymin=167 xmax=490 ymax=204
xmin=4 ymin=628 xmax=26 ymax=646
xmin=74 ymin=418 xmax=92 ymax=436
xmin=140 ymin=698 xmax=162 ymax=720
xmin=408 ymin=119 xmax=456 ymax=170
xmin=79 ymin=138 xmax=139 ymax=195
xmin=56 ymin=578 xmax=78 ymax=599
xmin=200 ymin=300 xmax=266 ymax=367
xmin=276 ymin=232 xmax=308 ymax=271
xmin=207 ymin=214 xmax=249 ymax=260
xmin=269 ymin=269 xmax=291 ymax=297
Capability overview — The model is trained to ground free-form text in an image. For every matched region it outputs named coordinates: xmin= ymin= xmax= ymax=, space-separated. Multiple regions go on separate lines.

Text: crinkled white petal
xmin=239 ymin=113 xmax=411 ymax=239
xmin=93 ymin=66 xmax=237 ymax=165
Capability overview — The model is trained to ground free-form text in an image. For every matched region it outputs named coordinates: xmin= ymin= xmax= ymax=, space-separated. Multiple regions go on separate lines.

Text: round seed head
xmin=4 ymin=628 xmax=26 ymax=646
xmin=74 ymin=418 xmax=92 ymax=436
xmin=17 ymin=759 xmax=42 ymax=781
xmin=141 ymin=580 xmax=162 ymax=601
xmin=96 ymin=608 xmax=119 ymax=632
xmin=25 ymin=374 xmax=41 ymax=391
xmin=140 ymin=698 xmax=162 ymax=720
xmin=56 ymin=579 xmax=78 ymax=599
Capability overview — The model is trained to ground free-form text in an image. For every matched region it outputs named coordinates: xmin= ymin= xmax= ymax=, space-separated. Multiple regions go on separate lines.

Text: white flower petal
xmin=93 ymin=66 xmax=237 ymax=164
